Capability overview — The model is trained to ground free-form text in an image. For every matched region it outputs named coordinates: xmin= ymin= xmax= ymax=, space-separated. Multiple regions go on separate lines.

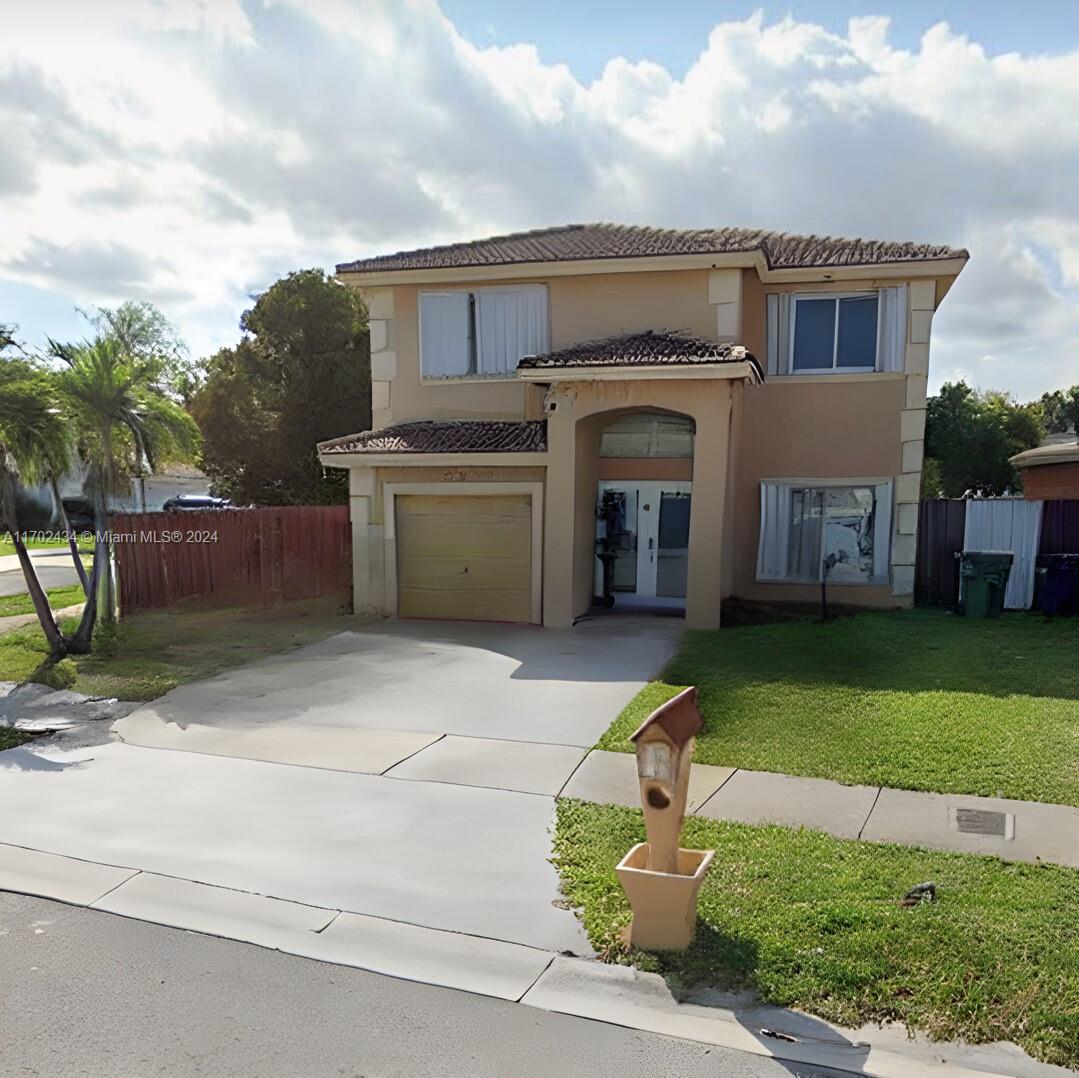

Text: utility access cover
xmin=954 ymin=808 xmax=1010 ymax=837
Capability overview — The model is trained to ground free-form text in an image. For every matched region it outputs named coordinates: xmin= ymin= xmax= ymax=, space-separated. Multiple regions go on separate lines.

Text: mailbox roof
xmin=629 ymin=685 xmax=701 ymax=749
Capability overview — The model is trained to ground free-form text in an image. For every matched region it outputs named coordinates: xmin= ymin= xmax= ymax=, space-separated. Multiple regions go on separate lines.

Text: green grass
xmin=0 ymin=599 xmax=364 ymax=702
xmin=0 ymin=727 xmax=35 ymax=751
xmin=0 ymin=534 xmax=94 ymax=558
xmin=0 ymin=585 xmax=86 ymax=620
xmin=555 ymin=799 xmax=1079 ymax=1068
xmin=596 ymin=609 xmax=1079 ymax=806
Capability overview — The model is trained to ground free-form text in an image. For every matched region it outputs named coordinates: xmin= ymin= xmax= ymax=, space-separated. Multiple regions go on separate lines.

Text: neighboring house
xmin=20 ymin=463 xmax=212 ymax=522
xmin=1011 ymin=433 xmax=1079 ymax=500
xmin=318 ymin=223 xmax=967 ymax=629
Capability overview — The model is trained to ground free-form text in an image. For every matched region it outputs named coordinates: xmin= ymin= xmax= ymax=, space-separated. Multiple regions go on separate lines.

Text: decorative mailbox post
xmin=615 ymin=685 xmax=715 ymax=951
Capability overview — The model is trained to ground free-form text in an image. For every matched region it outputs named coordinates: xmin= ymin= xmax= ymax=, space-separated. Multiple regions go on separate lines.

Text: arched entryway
xmin=591 ymin=410 xmax=695 ymax=613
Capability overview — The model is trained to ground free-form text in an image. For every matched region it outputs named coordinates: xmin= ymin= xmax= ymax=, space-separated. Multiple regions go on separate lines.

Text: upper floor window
xmin=766 ymin=286 xmax=907 ymax=377
xmin=419 ymin=285 xmax=548 ymax=379
xmin=792 ymin=294 xmax=878 ymax=372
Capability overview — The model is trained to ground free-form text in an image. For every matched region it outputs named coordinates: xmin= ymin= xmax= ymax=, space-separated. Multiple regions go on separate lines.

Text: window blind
xmin=419 ymin=292 xmax=471 ymax=377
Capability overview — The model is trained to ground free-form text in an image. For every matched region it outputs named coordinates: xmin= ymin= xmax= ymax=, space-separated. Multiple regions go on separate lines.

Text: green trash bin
xmin=956 ymin=551 xmax=1013 ymax=618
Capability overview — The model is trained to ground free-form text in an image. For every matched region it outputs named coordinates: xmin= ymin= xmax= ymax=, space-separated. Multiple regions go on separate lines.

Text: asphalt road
xmin=0 ymin=549 xmax=85 ymax=598
xmin=0 ymin=893 xmax=847 ymax=1078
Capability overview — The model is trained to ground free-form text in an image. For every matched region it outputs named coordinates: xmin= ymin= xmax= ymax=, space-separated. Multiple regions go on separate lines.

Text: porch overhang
xmin=517 ymin=360 xmax=762 ymax=385
xmin=319 ymin=450 xmax=549 ymax=469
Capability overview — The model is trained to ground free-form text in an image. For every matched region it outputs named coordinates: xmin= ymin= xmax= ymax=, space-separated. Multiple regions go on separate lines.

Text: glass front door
xmin=596 ymin=481 xmax=691 ymax=606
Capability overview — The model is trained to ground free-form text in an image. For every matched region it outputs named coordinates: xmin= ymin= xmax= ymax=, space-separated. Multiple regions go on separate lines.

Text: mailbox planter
xmin=616 ymin=842 xmax=715 ymax=951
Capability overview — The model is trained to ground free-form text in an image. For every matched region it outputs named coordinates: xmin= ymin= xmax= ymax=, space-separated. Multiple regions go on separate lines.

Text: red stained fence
xmin=914 ymin=498 xmax=1079 ymax=608
xmin=914 ymin=499 xmax=967 ymax=608
xmin=113 ymin=507 xmax=351 ymax=613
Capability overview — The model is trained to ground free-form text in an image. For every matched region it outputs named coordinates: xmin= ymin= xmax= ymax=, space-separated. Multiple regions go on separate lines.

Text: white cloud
xmin=0 ymin=0 xmax=1077 ymax=396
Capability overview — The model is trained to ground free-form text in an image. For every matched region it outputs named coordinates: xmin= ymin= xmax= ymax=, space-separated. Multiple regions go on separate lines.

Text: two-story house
xmin=318 ymin=224 xmax=967 ymax=629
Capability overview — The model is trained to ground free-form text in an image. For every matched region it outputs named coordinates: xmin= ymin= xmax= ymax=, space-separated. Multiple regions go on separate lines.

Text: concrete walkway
xmin=0 ymin=617 xmax=1071 ymax=1078
xmin=0 ymin=602 xmax=85 ymax=637
xmin=0 ymin=842 xmax=1059 ymax=1077
xmin=561 ymin=750 xmax=1079 ymax=868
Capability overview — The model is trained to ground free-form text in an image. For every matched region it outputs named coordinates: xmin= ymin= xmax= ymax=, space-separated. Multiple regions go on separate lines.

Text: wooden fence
xmin=914 ymin=498 xmax=1079 ymax=608
xmin=113 ymin=506 xmax=351 ymax=613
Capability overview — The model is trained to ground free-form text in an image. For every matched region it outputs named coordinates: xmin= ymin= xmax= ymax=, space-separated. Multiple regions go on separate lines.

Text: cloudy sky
xmin=2 ymin=0 xmax=1077 ymax=400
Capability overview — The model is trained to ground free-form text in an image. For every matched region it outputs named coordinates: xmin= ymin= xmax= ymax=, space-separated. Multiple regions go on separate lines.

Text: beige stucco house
xmin=318 ymin=224 xmax=967 ymax=629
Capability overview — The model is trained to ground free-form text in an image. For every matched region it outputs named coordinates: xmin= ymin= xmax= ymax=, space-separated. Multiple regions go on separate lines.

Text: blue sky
xmin=443 ymin=1 xmax=1079 ymax=81
xmin=2 ymin=1 xmax=1078 ymax=400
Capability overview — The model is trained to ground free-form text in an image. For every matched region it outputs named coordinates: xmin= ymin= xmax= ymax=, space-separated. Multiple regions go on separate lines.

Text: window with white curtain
xmin=419 ymin=286 xmax=548 ymax=378
xmin=766 ymin=286 xmax=907 ymax=376
xmin=757 ymin=480 xmax=893 ymax=584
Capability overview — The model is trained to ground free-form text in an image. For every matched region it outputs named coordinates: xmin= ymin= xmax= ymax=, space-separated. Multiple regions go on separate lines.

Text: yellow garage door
xmin=396 ymin=494 xmax=532 ymax=623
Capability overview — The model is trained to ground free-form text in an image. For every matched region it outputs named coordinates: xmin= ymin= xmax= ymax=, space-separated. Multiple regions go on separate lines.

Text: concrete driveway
xmin=116 ymin=616 xmax=680 ymax=767
xmin=1 ymin=616 xmax=681 ymax=957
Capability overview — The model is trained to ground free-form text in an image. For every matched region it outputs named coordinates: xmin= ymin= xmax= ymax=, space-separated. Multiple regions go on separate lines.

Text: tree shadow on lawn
xmin=676 ymin=609 xmax=1079 ymax=704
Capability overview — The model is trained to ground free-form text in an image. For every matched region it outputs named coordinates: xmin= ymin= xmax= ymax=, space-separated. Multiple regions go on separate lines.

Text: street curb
xmin=0 ymin=840 xmax=1064 ymax=1078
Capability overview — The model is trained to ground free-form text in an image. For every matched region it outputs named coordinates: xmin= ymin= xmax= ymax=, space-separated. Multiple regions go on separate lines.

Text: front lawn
xmin=555 ymin=799 xmax=1079 ymax=1069
xmin=0 ymin=585 xmax=86 ymax=620
xmin=0 ymin=599 xmax=365 ymax=702
xmin=596 ymin=609 xmax=1079 ymax=806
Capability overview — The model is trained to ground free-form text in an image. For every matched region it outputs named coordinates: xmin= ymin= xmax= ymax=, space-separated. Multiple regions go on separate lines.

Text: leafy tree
xmin=190 ymin=269 xmax=370 ymax=505
xmin=923 ymin=381 xmax=1044 ymax=497
xmin=1038 ymin=386 xmax=1079 ymax=436
xmin=0 ymin=357 xmax=73 ymax=656
xmin=920 ymin=456 xmax=944 ymax=499
xmin=76 ymin=301 xmax=195 ymax=398
xmin=56 ymin=337 xmax=200 ymax=646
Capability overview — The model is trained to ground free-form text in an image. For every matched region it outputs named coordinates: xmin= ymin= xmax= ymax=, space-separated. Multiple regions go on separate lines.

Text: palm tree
xmin=56 ymin=337 xmax=199 ymax=650
xmin=44 ymin=462 xmax=90 ymax=595
xmin=0 ymin=358 xmax=73 ymax=657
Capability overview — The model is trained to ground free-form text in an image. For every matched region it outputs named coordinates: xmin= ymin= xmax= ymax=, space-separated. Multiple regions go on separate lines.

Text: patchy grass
xmin=0 ymin=585 xmax=85 ymax=620
xmin=596 ymin=609 xmax=1079 ymax=806
xmin=0 ymin=600 xmax=365 ymax=702
xmin=0 ymin=727 xmax=35 ymax=751
xmin=554 ymin=799 xmax=1079 ymax=1069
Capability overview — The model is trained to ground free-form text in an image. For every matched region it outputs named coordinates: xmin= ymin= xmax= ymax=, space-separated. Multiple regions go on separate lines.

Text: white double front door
xmin=595 ymin=480 xmax=692 ymax=605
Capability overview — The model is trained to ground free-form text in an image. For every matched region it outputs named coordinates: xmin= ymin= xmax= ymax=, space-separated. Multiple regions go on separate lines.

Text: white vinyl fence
xmin=963 ymin=498 xmax=1043 ymax=609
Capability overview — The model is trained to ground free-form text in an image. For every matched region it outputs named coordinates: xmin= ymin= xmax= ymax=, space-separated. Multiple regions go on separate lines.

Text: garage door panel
xmin=398 ymin=587 xmax=531 ymax=623
xmin=395 ymin=493 xmax=534 ymax=624
xmin=397 ymin=556 xmax=531 ymax=591
xmin=398 ymin=519 xmax=531 ymax=560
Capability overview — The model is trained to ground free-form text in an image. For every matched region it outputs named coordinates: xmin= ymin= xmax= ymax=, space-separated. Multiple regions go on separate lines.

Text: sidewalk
xmin=560 ymin=750 xmax=1079 ymax=868
xmin=0 ymin=546 xmax=90 ymax=575
xmin=0 ymin=837 xmax=1059 ymax=1078
xmin=1 ymin=726 xmax=1070 ymax=1078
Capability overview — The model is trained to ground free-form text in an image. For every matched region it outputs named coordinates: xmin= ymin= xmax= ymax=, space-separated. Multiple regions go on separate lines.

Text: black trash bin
xmin=1040 ymin=554 xmax=1079 ymax=617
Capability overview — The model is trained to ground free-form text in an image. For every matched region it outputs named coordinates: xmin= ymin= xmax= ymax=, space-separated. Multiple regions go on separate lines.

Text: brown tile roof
xmin=518 ymin=330 xmax=760 ymax=375
xmin=338 ymin=223 xmax=968 ymax=274
xmin=318 ymin=419 xmax=547 ymax=456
